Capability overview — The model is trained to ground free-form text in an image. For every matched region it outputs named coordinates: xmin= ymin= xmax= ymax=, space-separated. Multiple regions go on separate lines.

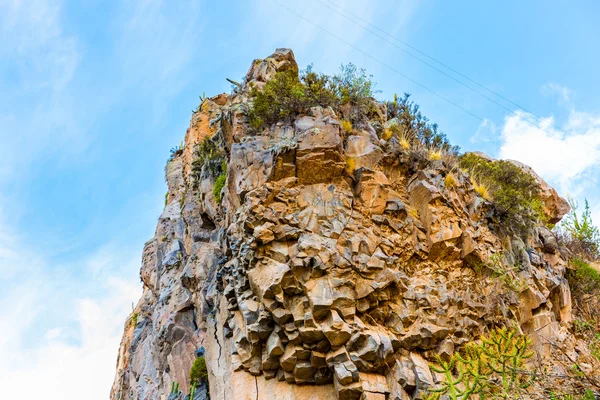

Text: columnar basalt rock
xmin=111 ymin=49 xmax=594 ymax=400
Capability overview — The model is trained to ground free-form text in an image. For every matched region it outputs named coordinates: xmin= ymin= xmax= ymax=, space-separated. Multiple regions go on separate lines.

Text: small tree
xmin=190 ymin=356 xmax=208 ymax=384
xmin=559 ymin=198 xmax=599 ymax=260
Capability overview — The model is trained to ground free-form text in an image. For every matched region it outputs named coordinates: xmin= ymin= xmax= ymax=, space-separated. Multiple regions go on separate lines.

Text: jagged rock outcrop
xmin=111 ymin=49 xmax=595 ymax=400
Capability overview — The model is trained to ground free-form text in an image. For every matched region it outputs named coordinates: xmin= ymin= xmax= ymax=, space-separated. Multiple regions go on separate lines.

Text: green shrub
xmin=567 ymin=258 xmax=600 ymax=295
xmin=485 ymin=253 xmax=527 ymax=293
xmin=558 ymin=198 xmax=600 ymax=260
xmin=247 ymin=69 xmax=309 ymax=130
xmin=425 ymin=328 xmax=534 ymax=400
xmin=213 ymin=173 xmax=226 ymax=202
xmin=191 ymin=135 xmax=226 ymax=182
xmin=386 ymin=93 xmax=459 ymax=154
xmin=460 ymin=153 xmax=541 ymax=238
xmin=190 ymin=356 xmax=208 ymax=384
xmin=168 ymin=141 xmax=184 ymax=161
xmin=330 ymin=63 xmax=378 ymax=124
xmin=247 ymin=63 xmax=377 ymax=130
xmin=130 ymin=312 xmax=138 ymax=328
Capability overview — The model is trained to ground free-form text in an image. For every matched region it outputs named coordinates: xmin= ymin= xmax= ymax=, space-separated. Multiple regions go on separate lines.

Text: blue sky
xmin=1 ymin=0 xmax=599 ymax=398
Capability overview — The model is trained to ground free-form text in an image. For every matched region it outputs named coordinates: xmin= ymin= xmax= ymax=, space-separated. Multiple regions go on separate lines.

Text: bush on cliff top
xmin=460 ymin=153 xmax=542 ymax=238
xmin=386 ymin=93 xmax=458 ymax=154
xmin=247 ymin=63 xmax=377 ymax=130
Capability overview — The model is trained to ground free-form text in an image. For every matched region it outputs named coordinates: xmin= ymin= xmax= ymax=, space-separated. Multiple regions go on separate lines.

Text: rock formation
xmin=111 ymin=49 xmax=597 ymax=400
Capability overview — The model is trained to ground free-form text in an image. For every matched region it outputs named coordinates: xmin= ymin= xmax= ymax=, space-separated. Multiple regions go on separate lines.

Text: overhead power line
xmin=316 ymin=0 xmax=600 ymax=166
xmin=270 ymin=0 xmax=484 ymax=123
xmin=269 ymin=0 xmax=600 ymax=189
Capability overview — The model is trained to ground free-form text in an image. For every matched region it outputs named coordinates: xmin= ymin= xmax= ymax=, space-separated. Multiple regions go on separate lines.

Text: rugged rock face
xmin=111 ymin=49 xmax=592 ymax=400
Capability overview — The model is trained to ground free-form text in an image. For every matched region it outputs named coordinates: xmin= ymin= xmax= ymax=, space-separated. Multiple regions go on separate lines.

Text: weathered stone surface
xmin=112 ymin=48 xmax=587 ymax=400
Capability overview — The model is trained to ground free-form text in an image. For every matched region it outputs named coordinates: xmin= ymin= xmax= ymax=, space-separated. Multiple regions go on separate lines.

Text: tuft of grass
xmin=471 ymin=177 xmax=492 ymax=201
xmin=130 ymin=312 xmax=138 ymax=328
xmin=382 ymin=128 xmax=393 ymax=141
xmin=179 ymin=189 xmax=187 ymax=211
xmin=345 ymin=156 xmax=357 ymax=174
xmin=341 ymin=119 xmax=353 ymax=133
xmin=567 ymin=258 xmax=600 ymax=294
xmin=190 ymin=356 xmax=208 ymax=384
xmin=213 ymin=173 xmax=226 ymax=202
xmin=428 ymin=149 xmax=442 ymax=161
xmin=444 ymin=173 xmax=457 ymax=188
xmin=461 ymin=153 xmax=542 ymax=238
xmin=165 ymin=192 xmax=169 ymax=207
xmin=399 ymin=137 xmax=411 ymax=150
xmin=407 ymin=206 xmax=419 ymax=219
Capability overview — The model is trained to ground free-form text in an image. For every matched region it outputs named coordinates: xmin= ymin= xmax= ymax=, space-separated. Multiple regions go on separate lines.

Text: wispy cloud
xmin=246 ymin=0 xmax=420 ymax=73
xmin=470 ymin=118 xmax=500 ymax=144
xmin=0 ymin=0 xmax=82 ymax=180
xmin=498 ymin=109 xmax=600 ymax=196
xmin=540 ymin=82 xmax=571 ymax=104
xmin=0 ymin=199 xmax=140 ymax=398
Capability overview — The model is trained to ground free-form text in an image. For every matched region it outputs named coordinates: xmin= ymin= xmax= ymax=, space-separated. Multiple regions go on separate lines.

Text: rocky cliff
xmin=111 ymin=49 xmax=599 ymax=400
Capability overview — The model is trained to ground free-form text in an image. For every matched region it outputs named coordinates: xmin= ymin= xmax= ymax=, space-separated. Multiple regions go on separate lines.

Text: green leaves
xmin=386 ymin=93 xmax=458 ymax=154
xmin=425 ymin=328 xmax=534 ymax=400
xmin=190 ymin=356 xmax=208 ymax=384
xmin=460 ymin=153 xmax=542 ymax=238
xmin=213 ymin=173 xmax=226 ymax=203
xmin=560 ymin=198 xmax=600 ymax=260
xmin=247 ymin=63 xmax=377 ymax=130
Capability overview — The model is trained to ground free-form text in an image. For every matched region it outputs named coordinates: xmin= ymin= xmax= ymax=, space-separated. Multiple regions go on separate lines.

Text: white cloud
xmin=470 ymin=118 xmax=500 ymax=144
xmin=0 ymin=189 xmax=141 ymax=399
xmin=0 ymin=277 xmax=139 ymax=400
xmin=540 ymin=82 xmax=571 ymax=104
xmin=498 ymin=110 xmax=600 ymax=194
xmin=0 ymin=0 xmax=82 ymax=181
xmin=0 ymin=210 xmax=141 ymax=399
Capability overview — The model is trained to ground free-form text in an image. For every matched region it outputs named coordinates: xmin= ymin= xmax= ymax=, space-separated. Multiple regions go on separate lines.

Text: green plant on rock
xmin=567 ymin=258 xmax=600 ymax=295
xmin=460 ymin=153 xmax=542 ymax=238
xmin=591 ymin=334 xmax=600 ymax=362
xmin=130 ymin=312 xmax=138 ymax=328
xmin=169 ymin=141 xmax=184 ymax=161
xmin=190 ymin=356 xmax=208 ymax=385
xmin=386 ymin=93 xmax=459 ymax=154
xmin=213 ymin=173 xmax=226 ymax=202
xmin=426 ymin=328 xmax=534 ymax=400
xmin=192 ymin=93 xmax=207 ymax=114
xmin=170 ymin=381 xmax=179 ymax=395
xmin=558 ymin=197 xmax=600 ymax=260
xmin=188 ymin=382 xmax=197 ymax=400
xmin=247 ymin=63 xmax=377 ymax=130
xmin=191 ymin=135 xmax=226 ymax=182
xmin=485 ymin=253 xmax=527 ymax=293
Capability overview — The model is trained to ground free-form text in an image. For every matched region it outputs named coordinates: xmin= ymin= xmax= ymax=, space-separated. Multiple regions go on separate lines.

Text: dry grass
xmin=471 ymin=177 xmax=492 ymax=200
xmin=399 ymin=137 xmax=411 ymax=150
xmin=444 ymin=173 xmax=457 ymax=188
xmin=428 ymin=149 xmax=442 ymax=161
xmin=382 ymin=128 xmax=393 ymax=141
xmin=341 ymin=119 xmax=353 ymax=133
xmin=345 ymin=156 xmax=357 ymax=174
xmin=407 ymin=206 xmax=419 ymax=219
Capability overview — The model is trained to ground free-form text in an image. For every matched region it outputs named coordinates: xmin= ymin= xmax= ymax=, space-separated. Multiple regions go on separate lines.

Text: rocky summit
xmin=111 ymin=49 xmax=599 ymax=400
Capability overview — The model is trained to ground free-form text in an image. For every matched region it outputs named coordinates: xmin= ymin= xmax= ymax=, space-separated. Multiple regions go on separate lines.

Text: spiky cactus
xmin=425 ymin=328 xmax=535 ymax=399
